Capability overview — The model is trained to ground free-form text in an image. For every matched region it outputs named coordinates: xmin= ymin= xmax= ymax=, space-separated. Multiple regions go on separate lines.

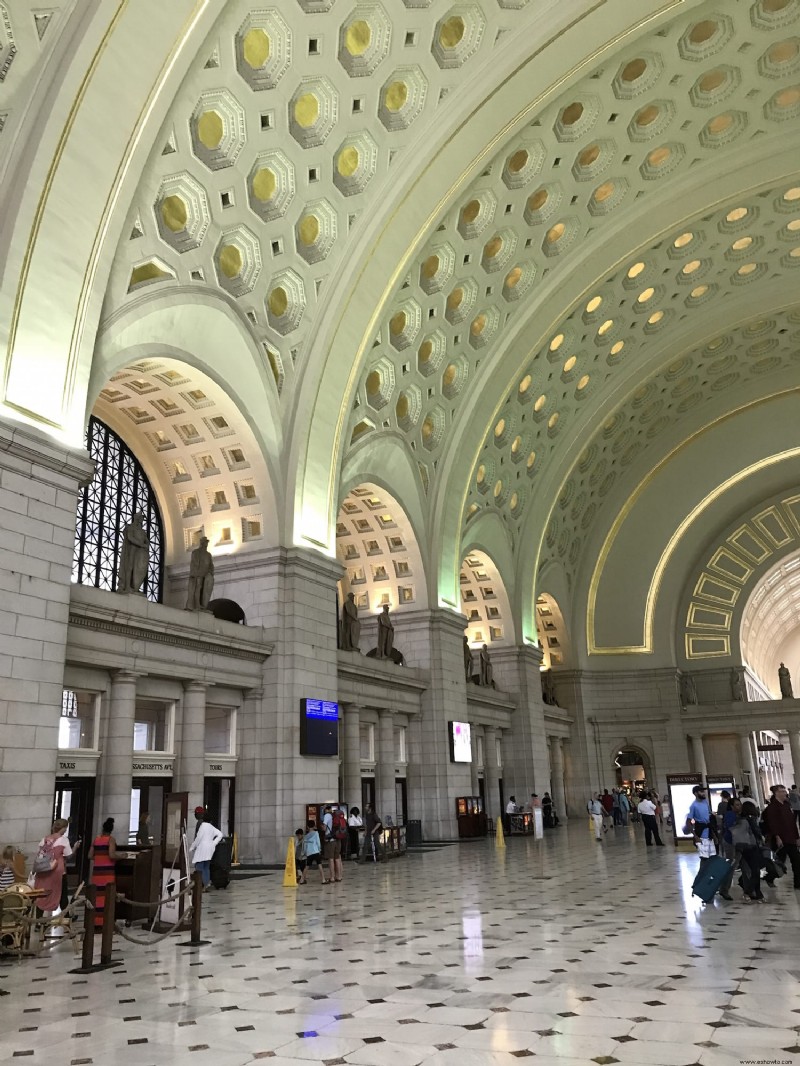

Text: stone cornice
xmin=69 ymin=585 xmax=273 ymax=664
xmin=0 ymin=416 xmax=94 ymax=485
xmin=169 ymin=544 xmax=344 ymax=585
xmin=337 ymin=651 xmax=428 ymax=697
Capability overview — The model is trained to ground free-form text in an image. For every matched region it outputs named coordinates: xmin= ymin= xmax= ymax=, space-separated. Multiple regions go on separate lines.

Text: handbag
xmin=730 ymin=819 xmax=756 ymax=849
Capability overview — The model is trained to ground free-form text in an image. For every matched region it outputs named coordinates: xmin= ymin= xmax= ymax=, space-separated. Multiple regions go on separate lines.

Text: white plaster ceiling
xmin=93 ymin=357 xmax=275 ymax=563
xmin=742 ymin=549 xmax=800 ymax=694
xmin=346 ymin=0 xmax=800 ymax=510
xmin=460 ymin=550 xmax=513 ymax=648
xmin=336 ymin=483 xmax=427 ymax=615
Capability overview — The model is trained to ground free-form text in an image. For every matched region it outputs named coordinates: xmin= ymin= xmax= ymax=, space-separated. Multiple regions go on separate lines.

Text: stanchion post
xmin=80 ymin=884 xmax=96 ymax=969
xmin=190 ymin=871 xmax=203 ymax=945
xmin=100 ymin=882 xmax=116 ymax=965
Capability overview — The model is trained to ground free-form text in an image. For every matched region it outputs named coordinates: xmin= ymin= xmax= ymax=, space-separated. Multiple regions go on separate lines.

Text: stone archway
xmin=613 ymin=743 xmax=652 ymax=791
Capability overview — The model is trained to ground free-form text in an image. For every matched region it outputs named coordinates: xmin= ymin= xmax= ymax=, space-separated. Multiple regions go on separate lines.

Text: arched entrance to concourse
xmin=614 ymin=745 xmax=652 ymax=793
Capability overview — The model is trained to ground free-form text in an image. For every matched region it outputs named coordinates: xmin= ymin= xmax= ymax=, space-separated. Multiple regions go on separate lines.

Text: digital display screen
xmin=666 ymin=773 xmax=703 ymax=842
xmin=300 ymin=699 xmax=339 ymax=757
xmin=449 ymin=721 xmax=472 ymax=763
xmin=304 ymin=699 xmax=339 ymax=720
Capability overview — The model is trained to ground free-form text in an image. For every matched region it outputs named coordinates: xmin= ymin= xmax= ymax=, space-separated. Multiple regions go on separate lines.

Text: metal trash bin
xmin=407 ymin=819 xmax=422 ymax=846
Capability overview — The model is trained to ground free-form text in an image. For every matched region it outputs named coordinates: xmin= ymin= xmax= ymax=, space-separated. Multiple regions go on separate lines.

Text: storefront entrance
xmin=394 ymin=778 xmax=407 ymax=825
xmin=361 ymin=777 xmax=375 ymax=812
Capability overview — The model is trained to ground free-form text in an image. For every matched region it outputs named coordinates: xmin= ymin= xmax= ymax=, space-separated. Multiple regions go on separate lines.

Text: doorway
xmin=53 ymin=778 xmax=95 ymax=881
xmin=204 ymin=778 xmax=235 ymax=836
xmin=130 ymin=778 xmax=172 ymax=847
xmin=361 ymin=777 xmax=375 ymax=812
xmin=394 ymin=778 xmax=408 ymax=825
xmin=614 ymin=747 xmax=650 ymax=792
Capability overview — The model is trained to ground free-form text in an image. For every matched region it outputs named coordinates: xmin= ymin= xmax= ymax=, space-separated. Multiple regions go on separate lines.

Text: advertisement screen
xmin=666 ymin=773 xmax=703 ymax=842
xmin=449 ymin=721 xmax=472 ymax=763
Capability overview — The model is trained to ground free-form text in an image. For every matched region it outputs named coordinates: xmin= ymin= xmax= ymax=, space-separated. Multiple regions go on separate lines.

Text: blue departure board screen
xmin=300 ymin=699 xmax=339 ymax=756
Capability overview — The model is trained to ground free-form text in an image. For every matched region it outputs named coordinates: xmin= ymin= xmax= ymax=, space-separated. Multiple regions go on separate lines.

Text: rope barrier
xmin=113 ymin=906 xmax=193 ymax=945
xmin=115 ymin=879 xmax=194 ymax=910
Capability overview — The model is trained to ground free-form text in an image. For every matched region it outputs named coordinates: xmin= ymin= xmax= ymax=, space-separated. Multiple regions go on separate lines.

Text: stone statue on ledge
xmin=340 ymin=592 xmax=361 ymax=652
xmin=117 ymin=512 xmax=149 ymax=594
xmin=730 ymin=667 xmax=745 ymax=702
xmin=376 ymin=603 xmax=395 ymax=659
xmin=779 ymin=662 xmax=793 ymax=699
xmin=541 ymin=668 xmax=556 ymax=706
xmin=680 ymin=672 xmax=698 ymax=706
xmin=479 ymin=643 xmax=494 ymax=688
xmin=463 ymin=636 xmax=474 ymax=683
xmin=185 ymin=537 xmax=215 ymax=611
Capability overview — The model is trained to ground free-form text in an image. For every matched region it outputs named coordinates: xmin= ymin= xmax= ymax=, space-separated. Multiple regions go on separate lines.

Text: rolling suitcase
xmin=691 ymin=855 xmax=732 ymax=902
xmin=210 ymin=837 xmax=232 ymax=889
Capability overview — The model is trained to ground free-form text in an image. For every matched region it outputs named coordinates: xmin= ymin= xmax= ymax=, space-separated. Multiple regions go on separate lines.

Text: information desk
xmin=114 ymin=845 xmax=162 ymax=923
xmin=509 ymin=813 xmax=534 ymax=835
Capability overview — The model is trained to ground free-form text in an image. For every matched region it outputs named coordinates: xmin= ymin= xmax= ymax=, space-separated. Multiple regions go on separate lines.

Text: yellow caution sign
xmin=282 ymin=836 xmax=298 ymax=887
xmin=231 ymin=832 xmax=240 ymax=867
xmin=495 ymin=817 xmax=506 ymax=849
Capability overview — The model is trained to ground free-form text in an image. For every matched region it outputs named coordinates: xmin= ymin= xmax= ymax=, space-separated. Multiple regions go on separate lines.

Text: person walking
xmin=686 ymin=783 xmax=733 ymax=900
xmin=587 ymin=795 xmax=604 ymax=841
xmin=614 ymin=788 xmax=627 ymax=827
xmin=188 ymin=810 xmax=223 ymax=890
xmin=89 ymin=818 xmax=117 ymax=928
xmin=763 ymin=784 xmax=800 ymax=889
xmin=637 ymin=792 xmax=664 ymax=847
xmin=362 ymin=804 xmax=383 ymax=862
xmin=724 ymin=798 xmax=766 ymax=902
xmin=600 ymin=789 xmax=614 ymax=829
xmin=33 ymin=819 xmax=73 ymax=917
xmin=347 ymin=806 xmax=363 ymax=861
xmin=788 ymin=784 xmax=800 ymax=830
xmin=618 ymin=790 xmax=630 ymax=826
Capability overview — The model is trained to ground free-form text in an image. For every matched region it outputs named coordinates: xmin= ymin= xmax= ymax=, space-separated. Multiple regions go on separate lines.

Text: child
xmin=303 ymin=821 xmax=327 ymax=885
xmin=294 ymin=828 xmax=307 ymax=884
xmin=0 ymin=845 xmax=22 ymax=890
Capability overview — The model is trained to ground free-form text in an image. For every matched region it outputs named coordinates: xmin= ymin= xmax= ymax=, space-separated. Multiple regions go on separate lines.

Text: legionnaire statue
xmin=341 ymin=592 xmax=361 ymax=652
xmin=779 ymin=662 xmax=794 ymax=699
xmin=117 ymin=512 xmax=149 ymax=594
xmin=185 ymin=537 xmax=215 ymax=611
xmin=377 ymin=603 xmax=394 ymax=659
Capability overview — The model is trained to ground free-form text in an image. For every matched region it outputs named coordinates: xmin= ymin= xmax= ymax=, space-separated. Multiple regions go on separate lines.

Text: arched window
xmin=73 ymin=416 xmax=164 ymax=602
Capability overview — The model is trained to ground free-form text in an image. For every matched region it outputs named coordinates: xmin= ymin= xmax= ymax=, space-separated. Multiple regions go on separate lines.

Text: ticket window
xmin=59 ymin=690 xmax=100 ymax=750
xmin=133 ymin=700 xmax=174 ymax=754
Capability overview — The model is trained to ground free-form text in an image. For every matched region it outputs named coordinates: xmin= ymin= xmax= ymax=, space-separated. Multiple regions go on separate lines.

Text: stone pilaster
xmin=390 ymin=608 xmax=472 ymax=840
xmin=490 ymin=644 xmax=550 ymax=803
xmin=377 ymin=709 xmax=395 ymax=825
xmin=0 ymin=419 xmax=93 ymax=850
xmin=788 ymin=731 xmax=800 ymax=788
xmin=99 ymin=670 xmax=138 ymax=838
xmin=177 ymin=681 xmax=207 ymax=814
xmin=233 ymin=687 xmax=265 ymax=861
xmin=740 ymin=732 xmax=760 ymax=803
xmin=483 ymin=726 xmax=500 ymax=819
xmin=230 ymin=547 xmax=342 ymax=863
xmin=342 ymin=703 xmax=361 ymax=811
xmin=550 ymin=736 xmax=568 ymax=822
xmin=690 ymin=735 xmax=707 ymax=778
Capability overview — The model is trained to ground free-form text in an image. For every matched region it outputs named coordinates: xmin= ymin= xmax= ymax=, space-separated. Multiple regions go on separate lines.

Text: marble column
xmin=550 ymin=736 xmax=568 ymax=822
xmin=740 ymin=732 xmax=760 ymax=803
xmin=102 ymin=670 xmax=138 ymax=839
xmin=177 ymin=681 xmax=207 ymax=815
xmin=377 ymin=710 xmax=396 ymax=825
xmin=690 ymin=735 xmax=707 ymax=779
xmin=788 ymin=731 xmax=800 ymax=788
xmin=342 ymin=704 xmax=362 ymax=811
xmin=483 ymin=726 xmax=499 ymax=819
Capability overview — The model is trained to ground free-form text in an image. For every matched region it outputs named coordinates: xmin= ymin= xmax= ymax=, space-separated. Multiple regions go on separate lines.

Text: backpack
xmin=332 ymin=809 xmax=347 ymax=841
xmin=33 ymin=838 xmax=57 ymax=874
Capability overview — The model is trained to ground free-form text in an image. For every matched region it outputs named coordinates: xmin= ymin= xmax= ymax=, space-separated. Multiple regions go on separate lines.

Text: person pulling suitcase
xmin=686 ymin=784 xmax=733 ymax=902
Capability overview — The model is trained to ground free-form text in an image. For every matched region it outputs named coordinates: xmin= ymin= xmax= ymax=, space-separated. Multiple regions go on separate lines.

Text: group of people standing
xmin=294 ymin=804 xmax=384 ymax=885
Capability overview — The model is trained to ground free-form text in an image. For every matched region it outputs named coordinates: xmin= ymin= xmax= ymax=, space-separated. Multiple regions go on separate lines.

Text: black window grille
xmin=73 ymin=416 xmax=164 ymax=602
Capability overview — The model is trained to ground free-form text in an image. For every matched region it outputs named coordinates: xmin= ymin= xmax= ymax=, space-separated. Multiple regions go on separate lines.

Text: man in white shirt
xmin=587 ymin=795 xmax=604 ymax=840
xmin=637 ymin=792 xmax=664 ymax=847
xmin=504 ymin=796 xmax=517 ymax=835
xmin=188 ymin=811 xmax=223 ymax=889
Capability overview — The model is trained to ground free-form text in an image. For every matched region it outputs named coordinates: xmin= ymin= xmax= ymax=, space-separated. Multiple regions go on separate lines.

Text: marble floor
xmin=3 ymin=822 xmax=800 ymax=1066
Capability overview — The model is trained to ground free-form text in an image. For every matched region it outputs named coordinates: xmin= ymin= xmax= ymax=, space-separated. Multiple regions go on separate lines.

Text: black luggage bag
xmin=210 ymin=837 xmax=232 ymax=889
